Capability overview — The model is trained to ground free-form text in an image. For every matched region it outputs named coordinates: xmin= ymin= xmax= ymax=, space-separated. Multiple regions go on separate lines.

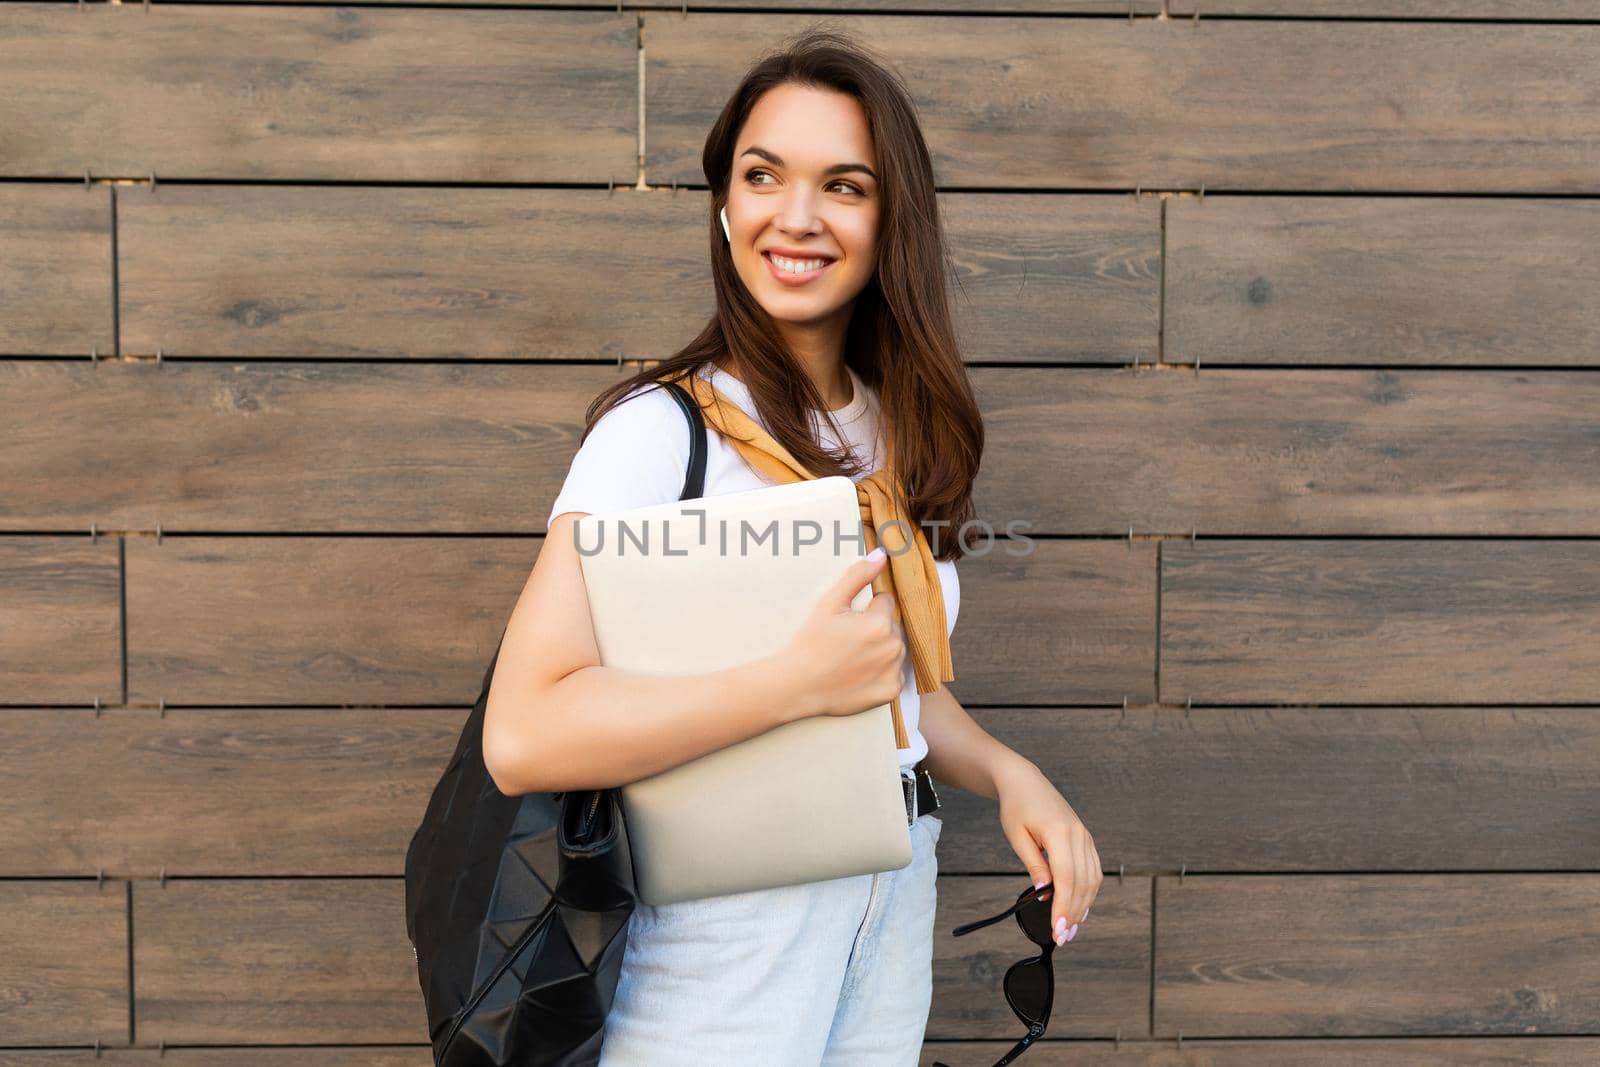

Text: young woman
xmin=483 ymin=29 xmax=1101 ymax=1065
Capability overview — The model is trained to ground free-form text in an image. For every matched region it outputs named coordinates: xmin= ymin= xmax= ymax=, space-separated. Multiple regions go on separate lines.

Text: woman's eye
xmin=743 ymin=169 xmax=863 ymax=196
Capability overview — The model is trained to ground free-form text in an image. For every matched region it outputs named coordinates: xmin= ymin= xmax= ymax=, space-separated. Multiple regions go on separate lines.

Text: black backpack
xmin=404 ymin=378 xmax=708 ymax=1065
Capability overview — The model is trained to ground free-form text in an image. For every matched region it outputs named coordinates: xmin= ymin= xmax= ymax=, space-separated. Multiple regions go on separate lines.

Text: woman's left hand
xmin=995 ymin=759 xmax=1102 ymax=945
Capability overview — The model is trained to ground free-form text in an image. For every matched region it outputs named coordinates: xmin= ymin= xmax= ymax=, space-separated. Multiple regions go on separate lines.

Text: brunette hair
xmin=578 ymin=26 xmax=984 ymax=561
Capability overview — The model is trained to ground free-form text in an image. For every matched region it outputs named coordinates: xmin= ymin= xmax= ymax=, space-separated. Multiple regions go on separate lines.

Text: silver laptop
xmin=575 ymin=475 xmax=912 ymax=905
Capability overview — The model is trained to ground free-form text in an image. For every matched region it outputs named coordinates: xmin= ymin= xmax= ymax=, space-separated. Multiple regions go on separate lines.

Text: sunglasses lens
xmin=1003 ymin=957 xmax=1051 ymax=1027
xmin=1015 ymin=894 xmax=1055 ymax=946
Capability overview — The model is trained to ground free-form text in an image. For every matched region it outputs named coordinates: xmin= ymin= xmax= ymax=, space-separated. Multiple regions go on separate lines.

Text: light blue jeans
xmin=597 ymin=810 xmax=944 ymax=1066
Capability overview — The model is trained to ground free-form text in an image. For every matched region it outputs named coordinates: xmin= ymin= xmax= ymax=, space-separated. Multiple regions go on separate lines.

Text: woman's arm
xmin=919 ymin=681 xmax=1103 ymax=946
xmin=916 ymin=682 xmax=1039 ymax=800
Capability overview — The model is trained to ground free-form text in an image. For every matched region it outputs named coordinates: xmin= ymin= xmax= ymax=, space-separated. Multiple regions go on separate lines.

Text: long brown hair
xmin=579 ymin=27 xmax=984 ymax=561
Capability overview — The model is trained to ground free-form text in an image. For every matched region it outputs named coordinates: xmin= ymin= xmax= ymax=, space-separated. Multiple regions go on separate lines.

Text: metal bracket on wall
xmin=94 ymin=696 xmax=102 ymax=718
xmin=158 ymin=698 xmax=166 ymax=719
xmin=155 ymin=523 xmax=163 ymax=544
xmin=1179 ymin=861 xmax=1187 ymax=884
xmin=159 ymin=866 xmax=168 ymax=887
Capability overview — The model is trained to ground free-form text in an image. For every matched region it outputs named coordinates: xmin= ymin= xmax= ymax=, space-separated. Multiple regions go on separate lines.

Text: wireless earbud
xmin=720 ymin=205 xmax=731 ymax=243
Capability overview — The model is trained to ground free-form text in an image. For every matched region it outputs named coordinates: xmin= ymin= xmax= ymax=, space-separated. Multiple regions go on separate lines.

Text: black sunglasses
xmin=931 ymin=882 xmax=1058 ymax=1067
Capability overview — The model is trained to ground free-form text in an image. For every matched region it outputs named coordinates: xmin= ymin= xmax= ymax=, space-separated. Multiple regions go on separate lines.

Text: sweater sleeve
xmin=546 ymin=383 xmax=694 ymax=525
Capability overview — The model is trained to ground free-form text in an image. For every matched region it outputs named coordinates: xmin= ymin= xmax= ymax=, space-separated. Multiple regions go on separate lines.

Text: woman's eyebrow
xmin=739 ymin=145 xmax=878 ymax=181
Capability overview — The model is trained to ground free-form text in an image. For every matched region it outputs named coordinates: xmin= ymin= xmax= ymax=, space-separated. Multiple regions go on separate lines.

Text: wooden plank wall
xmin=1 ymin=1 xmax=1597 ymax=1062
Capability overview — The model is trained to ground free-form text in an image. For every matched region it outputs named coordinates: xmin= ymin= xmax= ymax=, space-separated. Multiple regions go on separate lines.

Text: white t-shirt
xmin=547 ymin=361 xmax=960 ymax=768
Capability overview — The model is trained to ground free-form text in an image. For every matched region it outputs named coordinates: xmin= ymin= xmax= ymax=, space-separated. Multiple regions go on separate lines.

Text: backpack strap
xmin=657 ymin=378 xmax=708 ymax=501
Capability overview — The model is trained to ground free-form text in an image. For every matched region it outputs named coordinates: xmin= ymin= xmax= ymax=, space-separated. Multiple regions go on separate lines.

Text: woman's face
xmin=724 ymin=83 xmax=881 ymax=327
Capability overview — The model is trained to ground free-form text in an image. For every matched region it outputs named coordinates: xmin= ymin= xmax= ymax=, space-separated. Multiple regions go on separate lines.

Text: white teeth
xmin=770 ymin=254 xmax=828 ymax=274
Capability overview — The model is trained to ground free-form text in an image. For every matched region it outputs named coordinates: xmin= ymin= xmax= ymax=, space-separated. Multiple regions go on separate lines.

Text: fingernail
xmin=1082 ymin=907 xmax=1090 ymax=921
xmin=1034 ymin=879 xmax=1048 ymax=890
xmin=866 ymin=547 xmax=886 ymax=562
xmin=1053 ymin=916 xmax=1067 ymax=945
xmin=1065 ymin=923 xmax=1079 ymax=942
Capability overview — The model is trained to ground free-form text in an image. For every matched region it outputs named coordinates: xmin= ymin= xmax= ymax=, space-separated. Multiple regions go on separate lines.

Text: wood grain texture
xmin=123 ymin=536 xmax=533 ymax=705
xmin=0 ymin=360 xmax=640 ymax=533
xmin=1168 ymin=0 xmax=1593 ymax=15
xmin=9 ymin=362 xmax=1600 ymax=535
xmin=116 ymin=186 xmax=711 ymax=360
xmin=0 ymin=5 xmax=636 ymax=181
xmin=116 ymin=534 xmax=1150 ymax=706
xmin=949 ymin=540 xmax=1158 ymax=704
xmin=645 ymin=15 xmax=1600 ymax=192
xmin=132 ymin=879 xmax=419 ymax=1043
xmin=0 ymin=708 xmax=466 ymax=877
xmin=1166 ymin=197 xmax=1600 ymax=366
xmin=920 ymin=1038 xmax=1600 ymax=1064
xmin=1154 ymin=874 xmax=1600 ymax=1036
xmin=0 ymin=537 xmax=121 ymax=704
xmin=0 ymin=881 xmax=127 ymax=1044
xmin=945 ymin=193 xmax=1159 ymax=364
xmin=972 ymin=367 xmax=1600 ymax=536
xmin=9 ymin=704 xmax=1593 ymax=878
xmin=1161 ymin=540 xmax=1600 ymax=704
xmin=935 ymin=706 xmax=1600 ymax=874
xmin=0 ymin=1054 xmax=430 ymax=1067
xmin=110 ymin=186 xmax=1155 ymax=364
xmin=0 ymin=185 xmax=112 ymax=355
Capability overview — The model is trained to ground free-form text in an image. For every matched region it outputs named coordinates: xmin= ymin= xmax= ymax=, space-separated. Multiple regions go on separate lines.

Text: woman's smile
xmin=762 ymin=249 xmax=837 ymax=285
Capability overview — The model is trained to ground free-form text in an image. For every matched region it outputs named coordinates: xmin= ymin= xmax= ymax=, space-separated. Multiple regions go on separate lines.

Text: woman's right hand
xmin=780 ymin=547 xmax=907 ymax=719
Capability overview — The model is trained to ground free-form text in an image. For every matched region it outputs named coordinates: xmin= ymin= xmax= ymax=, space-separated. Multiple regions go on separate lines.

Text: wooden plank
xmin=124 ymin=536 xmax=531 ymax=705
xmin=126 ymin=875 xmax=1108 ymax=1044
xmin=0 ymin=6 xmax=635 ymax=182
xmin=0 ymin=537 xmax=121 ymax=704
xmin=1161 ymin=540 xmax=1600 ymax=703
xmin=929 ymin=874 xmax=1150 ymax=1039
xmin=114 ymin=186 xmax=1155 ymax=364
xmin=645 ymin=15 xmax=1600 ymax=192
xmin=133 ymin=880 xmax=417 ymax=1044
xmin=11 ymin=362 xmax=1600 ymax=536
xmin=124 ymin=534 xmax=1151 ymax=705
xmin=11 ymin=702 xmax=1595 ymax=878
xmin=116 ymin=187 xmax=710 ymax=361
xmin=1167 ymin=197 xmax=1600 ymax=366
xmin=1168 ymin=0 xmax=1591 ymax=15
xmin=918 ymin=1039 xmax=1600 ymax=1065
xmin=0 ymin=360 xmax=638 ymax=533
xmin=934 ymin=706 xmax=1600 ymax=874
xmin=0 ymin=1054 xmax=429 ymax=1066
xmin=0 ymin=185 xmax=112 ymax=355
xmin=176 ymin=0 xmax=1160 ymax=7
xmin=950 ymin=541 xmax=1157 ymax=705
xmin=972 ymin=367 xmax=1600 ymax=535
xmin=945 ymin=193 xmax=1159 ymax=364
xmin=0 ymin=881 xmax=126 ymax=1044
xmin=1155 ymin=874 xmax=1600 ymax=1036
xmin=0 ymin=708 xmax=466 ymax=877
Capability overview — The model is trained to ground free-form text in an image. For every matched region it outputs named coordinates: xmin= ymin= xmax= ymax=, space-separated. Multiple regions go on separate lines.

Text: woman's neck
xmin=717 ymin=354 xmax=854 ymax=413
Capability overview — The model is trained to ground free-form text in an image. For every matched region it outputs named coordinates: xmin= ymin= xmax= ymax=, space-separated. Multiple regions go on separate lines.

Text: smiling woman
xmin=483 ymin=24 xmax=1098 ymax=1067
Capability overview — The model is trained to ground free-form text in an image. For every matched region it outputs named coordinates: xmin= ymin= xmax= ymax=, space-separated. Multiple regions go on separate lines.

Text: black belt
xmin=900 ymin=758 xmax=940 ymax=826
